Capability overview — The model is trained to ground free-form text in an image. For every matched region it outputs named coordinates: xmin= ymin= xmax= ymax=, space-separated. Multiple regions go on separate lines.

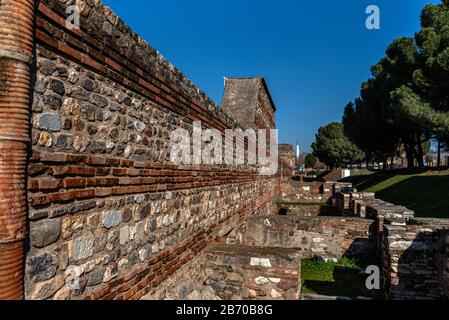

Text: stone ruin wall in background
xmin=381 ymin=221 xmax=449 ymax=300
xmin=25 ymin=0 xmax=277 ymax=300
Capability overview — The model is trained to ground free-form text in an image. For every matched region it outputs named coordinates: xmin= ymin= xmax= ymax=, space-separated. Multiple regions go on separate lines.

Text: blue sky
xmin=102 ymin=0 xmax=438 ymax=152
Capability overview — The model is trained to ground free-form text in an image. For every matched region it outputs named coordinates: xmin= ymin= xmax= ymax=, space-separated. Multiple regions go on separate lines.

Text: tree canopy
xmin=312 ymin=122 xmax=365 ymax=169
xmin=342 ymin=1 xmax=449 ymax=168
xmin=304 ymin=154 xmax=317 ymax=169
xmin=313 ymin=1 xmax=449 ymax=169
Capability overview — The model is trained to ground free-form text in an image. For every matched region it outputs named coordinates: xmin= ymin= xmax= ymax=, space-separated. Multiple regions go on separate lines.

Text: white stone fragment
xmin=271 ymin=289 xmax=282 ymax=299
xmin=263 ymin=219 xmax=272 ymax=227
xmin=119 ymin=226 xmax=130 ymax=245
xmin=255 ymin=276 xmax=270 ymax=285
xmin=250 ymin=257 xmax=260 ymax=266
xmin=250 ymin=257 xmax=272 ymax=267
xmin=260 ymin=258 xmax=272 ymax=267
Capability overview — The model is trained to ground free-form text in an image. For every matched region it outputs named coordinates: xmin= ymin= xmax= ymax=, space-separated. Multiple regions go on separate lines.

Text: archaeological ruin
xmin=0 ymin=0 xmax=448 ymax=300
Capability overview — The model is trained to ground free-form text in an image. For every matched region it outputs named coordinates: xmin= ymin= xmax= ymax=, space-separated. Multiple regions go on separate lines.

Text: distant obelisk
xmin=296 ymin=140 xmax=300 ymax=164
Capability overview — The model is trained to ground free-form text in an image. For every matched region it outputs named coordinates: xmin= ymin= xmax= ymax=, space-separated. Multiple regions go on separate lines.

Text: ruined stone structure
xmin=339 ymin=190 xmax=449 ymax=300
xmin=222 ymin=77 xmax=276 ymax=131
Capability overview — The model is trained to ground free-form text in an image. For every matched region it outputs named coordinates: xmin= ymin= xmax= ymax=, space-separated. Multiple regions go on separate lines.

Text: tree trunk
xmin=404 ymin=140 xmax=415 ymax=168
xmin=416 ymin=133 xmax=425 ymax=168
xmin=437 ymin=139 xmax=441 ymax=168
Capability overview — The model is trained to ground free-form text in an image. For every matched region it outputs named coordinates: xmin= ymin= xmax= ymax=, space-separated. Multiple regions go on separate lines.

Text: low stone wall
xmin=381 ymin=219 xmax=449 ymax=300
xmin=143 ymin=244 xmax=301 ymax=300
xmin=241 ymin=216 xmax=376 ymax=260
xmin=202 ymin=244 xmax=301 ymax=300
xmin=279 ymin=204 xmax=324 ymax=217
xmin=333 ymin=186 xmax=449 ymax=300
xmin=335 ymin=192 xmax=351 ymax=216
xmin=280 ymin=181 xmax=323 ymax=198
xmin=365 ymin=201 xmax=414 ymax=225
xmin=436 ymin=230 xmax=449 ymax=297
xmin=142 ymin=249 xmax=215 ymax=300
xmin=278 ymin=194 xmax=327 ymax=204
xmin=348 ymin=192 xmax=375 ymax=217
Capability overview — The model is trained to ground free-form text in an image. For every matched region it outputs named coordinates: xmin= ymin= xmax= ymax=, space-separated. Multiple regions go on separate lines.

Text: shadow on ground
xmin=376 ymin=176 xmax=449 ymax=218
xmin=341 ymin=169 xmax=449 ymax=218
xmin=301 ymin=239 xmax=383 ymax=299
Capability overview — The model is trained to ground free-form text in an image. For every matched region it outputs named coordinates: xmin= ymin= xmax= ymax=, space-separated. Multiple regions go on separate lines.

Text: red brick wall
xmin=25 ymin=1 xmax=277 ymax=300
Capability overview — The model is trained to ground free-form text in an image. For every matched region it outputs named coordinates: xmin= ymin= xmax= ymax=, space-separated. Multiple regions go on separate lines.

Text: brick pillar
xmin=0 ymin=0 xmax=36 ymax=300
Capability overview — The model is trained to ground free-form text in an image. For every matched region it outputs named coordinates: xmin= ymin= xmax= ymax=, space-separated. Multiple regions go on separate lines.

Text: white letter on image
xmin=366 ymin=5 xmax=380 ymax=30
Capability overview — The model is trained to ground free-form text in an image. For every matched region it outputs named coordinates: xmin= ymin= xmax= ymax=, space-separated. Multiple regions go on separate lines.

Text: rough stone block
xmin=30 ymin=219 xmax=61 ymax=248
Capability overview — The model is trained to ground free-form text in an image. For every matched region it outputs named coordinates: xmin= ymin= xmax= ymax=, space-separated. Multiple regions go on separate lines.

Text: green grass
xmin=301 ymin=256 xmax=382 ymax=299
xmin=342 ymin=169 xmax=449 ymax=218
xmin=305 ymin=170 xmax=321 ymax=177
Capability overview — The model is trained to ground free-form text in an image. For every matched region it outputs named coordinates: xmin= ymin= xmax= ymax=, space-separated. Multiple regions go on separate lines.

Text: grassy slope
xmin=301 ymin=257 xmax=382 ymax=298
xmin=343 ymin=169 xmax=449 ymax=218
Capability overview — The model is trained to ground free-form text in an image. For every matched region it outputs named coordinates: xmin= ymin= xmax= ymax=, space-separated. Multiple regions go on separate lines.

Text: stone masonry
xmin=23 ymin=0 xmax=278 ymax=300
xmin=2 ymin=0 xmax=448 ymax=301
xmin=142 ymin=160 xmax=449 ymax=301
xmin=338 ymin=188 xmax=449 ymax=300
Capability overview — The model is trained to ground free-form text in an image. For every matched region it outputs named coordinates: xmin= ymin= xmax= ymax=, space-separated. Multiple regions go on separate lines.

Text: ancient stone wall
xmin=203 ymin=245 xmax=301 ymax=300
xmin=222 ymin=77 xmax=276 ymax=130
xmin=381 ymin=219 xmax=449 ymax=300
xmin=280 ymin=181 xmax=323 ymax=198
xmin=142 ymin=248 xmax=214 ymax=300
xmin=144 ymin=244 xmax=301 ymax=300
xmin=25 ymin=0 xmax=276 ymax=300
xmin=240 ymin=216 xmax=376 ymax=260
xmin=335 ymin=187 xmax=449 ymax=300
xmin=436 ymin=230 xmax=449 ymax=297
xmin=277 ymin=203 xmax=324 ymax=217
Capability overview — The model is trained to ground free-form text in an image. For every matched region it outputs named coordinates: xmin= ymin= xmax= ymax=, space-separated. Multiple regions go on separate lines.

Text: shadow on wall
xmin=318 ymin=200 xmax=336 ymax=217
xmin=376 ymin=176 xmax=449 ymax=218
xmin=389 ymin=231 xmax=447 ymax=300
xmin=275 ymin=198 xmax=334 ymax=217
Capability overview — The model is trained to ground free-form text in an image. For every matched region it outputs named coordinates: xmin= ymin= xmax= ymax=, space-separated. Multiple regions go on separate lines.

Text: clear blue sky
xmin=102 ymin=0 xmax=438 ymax=152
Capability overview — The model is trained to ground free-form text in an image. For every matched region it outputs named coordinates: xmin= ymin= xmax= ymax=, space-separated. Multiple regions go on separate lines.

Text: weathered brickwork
xmin=240 ymin=216 xmax=376 ymax=260
xmin=201 ymin=245 xmax=301 ymax=300
xmin=340 ymin=187 xmax=449 ymax=300
xmin=222 ymin=77 xmax=276 ymax=131
xmin=277 ymin=203 xmax=324 ymax=217
xmin=24 ymin=0 xmax=277 ymax=300
xmin=3 ymin=0 xmax=447 ymax=301
xmin=280 ymin=182 xmax=324 ymax=199
xmin=143 ymin=244 xmax=301 ymax=300
xmin=278 ymin=144 xmax=295 ymax=189
xmin=381 ymin=220 xmax=449 ymax=300
xmin=437 ymin=230 xmax=449 ymax=297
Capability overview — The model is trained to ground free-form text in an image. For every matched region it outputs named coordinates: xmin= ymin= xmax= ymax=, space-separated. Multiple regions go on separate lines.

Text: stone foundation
xmin=381 ymin=219 xmax=449 ymax=300
xmin=241 ymin=216 xmax=376 ymax=260
xmin=143 ymin=244 xmax=301 ymax=300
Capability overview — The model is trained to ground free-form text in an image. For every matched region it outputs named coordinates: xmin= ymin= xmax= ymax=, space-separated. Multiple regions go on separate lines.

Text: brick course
xmin=25 ymin=0 xmax=278 ymax=300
